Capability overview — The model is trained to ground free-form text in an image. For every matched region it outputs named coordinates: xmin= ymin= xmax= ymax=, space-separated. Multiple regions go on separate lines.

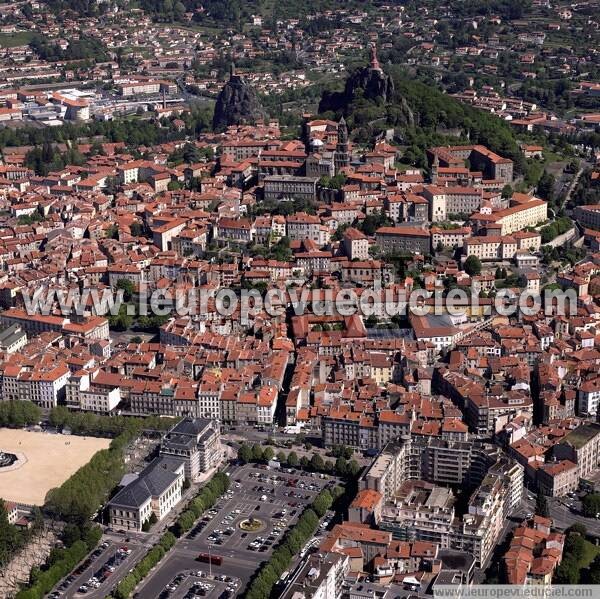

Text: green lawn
xmin=0 ymin=31 xmax=35 ymax=48
xmin=580 ymin=539 xmax=600 ymax=569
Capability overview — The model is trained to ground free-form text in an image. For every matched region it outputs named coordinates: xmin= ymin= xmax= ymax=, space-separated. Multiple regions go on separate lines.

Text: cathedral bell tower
xmin=335 ymin=117 xmax=350 ymax=174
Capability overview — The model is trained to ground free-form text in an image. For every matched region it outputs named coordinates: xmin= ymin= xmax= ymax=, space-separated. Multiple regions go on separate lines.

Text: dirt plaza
xmin=0 ymin=428 xmax=110 ymax=505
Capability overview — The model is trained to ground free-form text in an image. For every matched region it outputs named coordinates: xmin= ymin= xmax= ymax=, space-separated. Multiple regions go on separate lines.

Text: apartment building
xmin=280 ymin=552 xmax=349 ymax=599
xmin=118 ymin=79 xmax=176 ymax=96
xmin=422 ymin=186 xmax=483 ymax=222
xmin=215 ymin=218 xmax=254 ymax=244
xmin=130 ymin=380 xmax=177 ymax=415
xmin=578 ymin=378 xmax=600 ymax=418
xmin=503 ymin=517 xmax=564 ymax=585
xmin=431 ymin=227 xmax=471 ymax=250
xmin=220 ymin=139 xmax=280 ymax=161
xmin=492 ymin=199 xmax=548 ymax=236
xmin=362 ymin=438 xmax=524 ymax=567
xmin=286 ymin=212 xmax=326 ymax=245
xmin=0 ymin=324 xmax=27 ymax=354
xmin=573 ymin=204 xmax=600 ymax=230
xmin=536 ymin=460 xmax=578 ymax=497
xmin=65 ymin=371 xmax=122 ymax=413
xmin=552 ymin=422 xmax=600 ymax=479
xmin=464 ymin=236 xmax=516 ymax=261
xmin=0 ymin=309 xmax=65 ymax=335
xmin=374 ymin=227 xmax=430 ymax=255
xmin=343 ymin=227 xmax=370 ymax=260
xmin=0 ymin=309 xmax=109 ymax=340
xmin=430 ymin=145 xmax=514 ymax=184
xmin=2 ymin=362 xmax=70 ymax=409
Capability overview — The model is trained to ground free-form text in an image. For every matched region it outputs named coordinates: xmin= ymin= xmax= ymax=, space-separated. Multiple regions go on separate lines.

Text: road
xmin=561 ymin=167 xmax=583 ymax=213
xmin=548 ymin=497 xmax=600 ymax=537
xmin=49 ymin=541 xmax=146 ymax=599
xmin=510 ymin=492 xmax=600 ymax=537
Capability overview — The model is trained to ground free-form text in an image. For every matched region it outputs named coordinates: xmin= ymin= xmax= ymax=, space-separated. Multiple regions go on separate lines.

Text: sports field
xmin=0 ymin=428 xmax=110 ymax=505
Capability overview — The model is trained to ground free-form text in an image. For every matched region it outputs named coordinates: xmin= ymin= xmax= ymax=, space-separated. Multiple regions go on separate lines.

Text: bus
xmin=197 ymin=553 xmax=223 ymax=566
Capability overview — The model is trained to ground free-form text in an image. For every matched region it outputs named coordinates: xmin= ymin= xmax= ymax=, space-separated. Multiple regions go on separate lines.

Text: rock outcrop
xmin=212 ymin=64 xmax=267 ymax=131
xmin=318 ymin=45 xmax=412 ymax=127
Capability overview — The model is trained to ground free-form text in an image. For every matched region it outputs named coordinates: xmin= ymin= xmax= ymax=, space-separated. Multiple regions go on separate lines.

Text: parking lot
xmin=48 ymin=540 xmax=143 ymax=599
xmin=135 ymin=463 xmax=337 ymax=598
xmin=157 ymin=570 xmax=242 ymax=599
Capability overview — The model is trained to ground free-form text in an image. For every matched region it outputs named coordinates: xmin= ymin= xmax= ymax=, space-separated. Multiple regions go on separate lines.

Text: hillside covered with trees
xmin=318 ymin=64 xmax=526 ymax=173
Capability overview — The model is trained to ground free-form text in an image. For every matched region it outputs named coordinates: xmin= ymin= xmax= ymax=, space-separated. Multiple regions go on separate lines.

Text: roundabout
xmin=238 ymin=517 xmax=265 ymax=532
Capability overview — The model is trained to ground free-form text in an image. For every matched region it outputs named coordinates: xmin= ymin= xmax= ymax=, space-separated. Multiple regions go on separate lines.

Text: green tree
xmin=581 ymin=493 xmax=600 ymax=518
xmin=464 ymin=255 xmax=482 ymax=276
xmin=583 ymin=555 xmax=600 ymax=584
xmin=251 ymin=443 xmax=264 ymax=462
xmin=312 ymin=489 xmax=333 ymax=517
xmin=238 ymin=443 xmax=252 ymax=464
xmin=310 ymin=453 xmax=324 ymax=472
xmin=0 ymin=400 xmax=42 ymax=427
xmin=335 ymin=456 xmax=348 ymax=476
xmin=535 ymin=493 xmax=550 ymax=518
xmin=348 ymin=459 xmax=361 ymax=478
xmin=0 ymin=499 xmax=19 ymax=568
xmin=263 ymin=446 xmax=275 ymax=463
xmin=554 ymin=557 xmax=580 ymax=584
xmin=287 ymin=451 xmax=299 ymax=467
xmin=537 ymin=170 xmax=555 ymax=202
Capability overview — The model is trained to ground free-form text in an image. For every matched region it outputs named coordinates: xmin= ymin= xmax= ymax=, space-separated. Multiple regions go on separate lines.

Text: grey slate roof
xmin=109 ymin=456 xmax=183 ymax=509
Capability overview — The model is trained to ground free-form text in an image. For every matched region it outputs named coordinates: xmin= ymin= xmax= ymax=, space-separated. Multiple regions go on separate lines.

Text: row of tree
xmin=0 ymin=400 xmax=41 ymax=427
xmin=44 ymin=410 xmax=175 ymax=523
xmin=237 ymin=444 xmax=362 ymax=479
xmin=582 ymin=493 xmax=600 ymax=518
xmin=29 ymin=34 xmax=109 ymax=63
xmin=0 ymin=105 xmax=213 ymax=154
xmin=48 ymin=405 xmax=174 ymax=438
xmin=25 ymin=144 xmax=86 ymax=177
xmin=112 ymin=532 xmax=177 ymax=599
xmin=171 ymin=471 xmax=230 ymax=537
xmin=244 ymin=487 xmax=342 ymax=599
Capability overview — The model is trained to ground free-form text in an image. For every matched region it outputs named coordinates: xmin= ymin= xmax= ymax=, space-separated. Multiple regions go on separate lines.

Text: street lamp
xmin=208 ymin=542 xmax=212 ymax=578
